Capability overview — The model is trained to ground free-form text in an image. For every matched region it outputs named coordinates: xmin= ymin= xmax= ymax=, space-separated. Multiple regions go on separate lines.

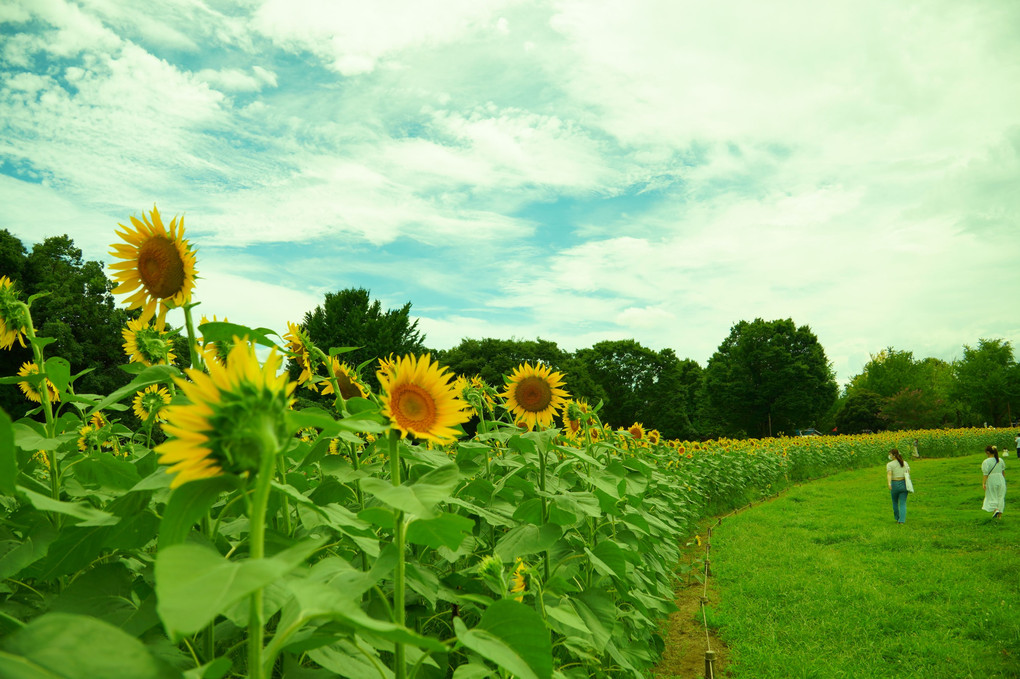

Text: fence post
xmin=704 ymin=649 xmax=716 ymax=678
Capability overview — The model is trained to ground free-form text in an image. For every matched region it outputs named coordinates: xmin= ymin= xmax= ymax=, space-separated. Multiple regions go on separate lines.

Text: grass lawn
xmin=703 ymin=454 xmax=1019 ymax=679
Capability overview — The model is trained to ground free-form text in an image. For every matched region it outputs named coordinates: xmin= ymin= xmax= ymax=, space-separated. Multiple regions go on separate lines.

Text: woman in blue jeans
xmin=886 ymin=448 xmax=911 ymax=524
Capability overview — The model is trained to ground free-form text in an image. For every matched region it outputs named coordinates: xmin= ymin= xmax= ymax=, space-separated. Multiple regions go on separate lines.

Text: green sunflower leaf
xmin=0 ymin=612 xmax=180 ymax=679
xmin=198 ymin=322 xmax=279 ymax=349
xmin=42 ymin=357 xmax=71 ymax=394
xmin=406 ymin=512 xmax=474 ymax=550
xmin=86 ymin=364 xmax=181 ymax=417
xmin=493 ymin=524 xmax=561 ymax=563
xmin=158 ymin=475 xmax=241 ymax=549
xmin=453 ymin=599 xmax=553 ymax=679
xmin=155 ymin=538 xmax=325 ymax=639
xmin=0 ymin=409 xmax=16 ymax=495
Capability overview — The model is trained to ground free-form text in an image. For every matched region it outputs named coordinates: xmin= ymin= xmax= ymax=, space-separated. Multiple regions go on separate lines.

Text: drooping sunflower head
xmin=17 ymin=362 xmax=60 ymax=404
xmin=377 ymin=353 xmax=470 ymax=444
xmin=155 ymin=340 xmax=296 ymax=488
xmin=0 ymin=276 xmax=28 ymax=351
xmin=321 ymin=357 xmax=368 ymax=400
xmin=501 ymin=362 xmax=570 ymax=431
xmin=283 ymin=321 xmax=317 ymax=389
xmin=122 ymin=317 xmax=177 ymax=366
xmin=132 ymin=384 xmax=171 ymax=422
xmin=109 ymin=205 xmax=197 ymax=326
xmin=561 ymin=399 xmax=592 ymax=439
xmin=646 ymin=429 xmax=661 ymax=445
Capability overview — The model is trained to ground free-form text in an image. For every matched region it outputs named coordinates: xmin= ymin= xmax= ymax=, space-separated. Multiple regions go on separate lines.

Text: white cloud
xmin=188 ymin=268 xmax=322 ymax=340
xmin=253 ymin=0 xmax=514 ymax=75
xmin=194 ymin=66 xmax=279 ymax=92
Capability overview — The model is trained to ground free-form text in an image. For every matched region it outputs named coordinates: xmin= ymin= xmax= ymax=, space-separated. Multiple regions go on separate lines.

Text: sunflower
xmin=626 ymin=423 xmax=645 ymax=441
xmin=647 ymin=429 xmax=661 ymax=445
xmin=109 ymin=205 xmax=197 ymax=326
xmin=501 ymin=362 xmax=570 ymax=431
xmin=510 ymin=558 xmax=527 ymax=602
xmin=377 ymin=354 xmax=469 ymax=444
xmin=198 ymin=315 xmax=232 ymax=365
xmin=321 ymin=357 xmax=368 ymax=400
xmin=0 ymin=276 xmax=27 ymax=350
xmin=122 ymin=318 xmax=177 ymax=366
xmin=282 ymin=321 xmax=316 ymax=388
xmin=132 ymin=384 xmax=171 ymax=422
xmin=17 ymin=362 xmax=60 ymax=404
xmin=155 ymin=341 xmax=296 ymax=489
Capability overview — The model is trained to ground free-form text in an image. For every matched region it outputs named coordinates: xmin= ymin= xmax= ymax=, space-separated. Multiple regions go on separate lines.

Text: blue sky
xmin=2 ymin=0 xmax=1019 ymax=385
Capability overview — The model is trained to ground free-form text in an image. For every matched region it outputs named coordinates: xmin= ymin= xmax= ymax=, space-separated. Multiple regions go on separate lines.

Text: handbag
xmin=904 ymin=472 xmax=914 ymax=493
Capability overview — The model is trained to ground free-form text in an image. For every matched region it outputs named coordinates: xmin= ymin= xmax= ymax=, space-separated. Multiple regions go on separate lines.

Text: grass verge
xmin=701 ymin=453 xmax=1019 ymax=678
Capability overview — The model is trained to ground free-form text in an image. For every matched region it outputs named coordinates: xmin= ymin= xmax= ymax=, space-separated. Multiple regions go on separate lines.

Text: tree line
xmin=3 ymin=230 xmax=1017 ymax=438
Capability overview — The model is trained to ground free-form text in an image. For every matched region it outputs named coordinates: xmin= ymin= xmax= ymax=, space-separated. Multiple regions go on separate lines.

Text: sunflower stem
xmin=247 ymin=447 xmax=277 ymax=679
xmin=23 ymin=305 xmax=59 ymax=504
xmin=183 ymin=303 xmax=204 ymax=371
xmin=538 ymin=443 xmax=550 ymax=582
xmin=387 ymin=430 xmax=406 ymax=679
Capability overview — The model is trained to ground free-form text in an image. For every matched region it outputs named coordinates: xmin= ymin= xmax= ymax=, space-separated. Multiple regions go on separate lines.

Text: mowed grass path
xmin=708 ymin=454 xmax=1020 ymax=679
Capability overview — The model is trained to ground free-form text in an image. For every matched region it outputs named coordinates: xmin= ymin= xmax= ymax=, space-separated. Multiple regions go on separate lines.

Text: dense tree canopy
xmin=297 ymin=287 xmax=426 ymax=391
xmin=436 ymin=337 xmax=569 ymax=387
xmin=834 ymin=390 xmax=886 ymax=434
xmin=702 ymin=318 xmax=837 ymax=437
xmin=0 ymin=231 xmax=132 ymax=418
xmin=950 ymin=339 xmax=1020 ymax=427
xmin=572 ymin=340 xmax=698 ymax=440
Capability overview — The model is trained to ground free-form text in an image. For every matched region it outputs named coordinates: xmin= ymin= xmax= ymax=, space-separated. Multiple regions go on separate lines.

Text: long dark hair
xmin=890 ymin=448 xmax=904 ymax=467
xmin=986 ymin=445 xmax=1000 ymax=466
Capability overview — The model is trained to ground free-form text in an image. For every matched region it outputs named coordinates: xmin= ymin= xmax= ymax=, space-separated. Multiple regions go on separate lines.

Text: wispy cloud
xmin=2 ymin=0 xmax=1018 ymax=383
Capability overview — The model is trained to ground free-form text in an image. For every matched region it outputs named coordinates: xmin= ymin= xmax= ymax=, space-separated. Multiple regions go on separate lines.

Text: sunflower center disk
xmin=392 ymin=384 xmax=437 ymax=432
xmin=516 ymin=376 xmax=552 ymax=412
xmin=138 ymin=236 xmax=186 ymax=298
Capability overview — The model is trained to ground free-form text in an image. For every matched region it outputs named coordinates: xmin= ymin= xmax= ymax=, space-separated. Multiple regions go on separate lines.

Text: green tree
xmin=572 ymin=339 xmax=698 ymax=440
xmin=951 ymin=339 xmax=1020 ymax=427
xmin=702 ymin=318 xmax=837 ymax=438
xmin=297 ymin=287 xmax=426 ymax=391
xmin=0 ymin=231 xmax=132 ymax=417
xmin=846 ymin=348 xmax=921 ymax=398
xmin=879 ymin=388 xmax=946 ymax=430
xmin=436 ymin=337 xmax=569 ymax=387
xmin=833 ymin=390 xmax=886 ymax=434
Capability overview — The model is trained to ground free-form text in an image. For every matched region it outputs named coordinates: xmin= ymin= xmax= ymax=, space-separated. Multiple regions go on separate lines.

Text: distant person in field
xmin=911 ymin=438 xmax=920 ymax=459
xmin=886 ymin=448 xmax=910 ymax=524
xmin=982 ymin=445 xmax=1006 ymax=520
xmin=1014 ymin=431 xmax=1019 ymax=458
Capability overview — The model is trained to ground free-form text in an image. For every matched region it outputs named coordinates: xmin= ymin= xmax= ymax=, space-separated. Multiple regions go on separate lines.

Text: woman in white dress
xmin=982 ymin=445 xmax=1006 ymax=519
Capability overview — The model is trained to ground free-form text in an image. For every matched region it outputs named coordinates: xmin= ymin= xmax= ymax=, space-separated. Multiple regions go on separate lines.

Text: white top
xmin=982 ymin=457 xmax=1005 ymax=476
xmin=886 ymin=460 xmax=910 ymax=480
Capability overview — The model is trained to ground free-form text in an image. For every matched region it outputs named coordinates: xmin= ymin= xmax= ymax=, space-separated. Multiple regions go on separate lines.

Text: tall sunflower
xmin=321 ymin=357 xmax=368 ymax=400
xmin=0 ymin=276 xmax=27 ymax=350
xmin=501 ymin=362 xmax=570 ymax=431
xmin=109 ymin=206 xmax=197 ymax=326
xmin=377 ymin=354 xmax=469 ymax=444
xmin=155 ymin=341 xmax=296 ymax=488
xmin=17 ymin=362 xmax=60 ymax=404
xmin=122 ymin=318 xmax=177 ymax=366
xmin=133 ymin=384 xmax=171 ymax=422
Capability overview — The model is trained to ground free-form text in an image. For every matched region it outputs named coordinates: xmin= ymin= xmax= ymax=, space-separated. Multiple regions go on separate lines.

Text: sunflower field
xmin=0 ymin=207 xmax=1014 ymax=679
